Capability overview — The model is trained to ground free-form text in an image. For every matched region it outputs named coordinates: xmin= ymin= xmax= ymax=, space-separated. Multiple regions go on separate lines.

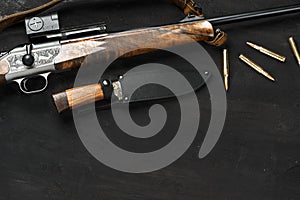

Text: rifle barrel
xmin=207 ymin=5 xmax=300 ymax=25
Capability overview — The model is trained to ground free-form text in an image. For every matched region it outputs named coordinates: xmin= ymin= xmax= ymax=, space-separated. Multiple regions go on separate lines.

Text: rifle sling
xmin=206 ymin=30 xmax=227 ymax=47
xmin=171 ymin=0 xmax=204 ymax=17
xmin=171 ymin=0 xmax=227 ymax=46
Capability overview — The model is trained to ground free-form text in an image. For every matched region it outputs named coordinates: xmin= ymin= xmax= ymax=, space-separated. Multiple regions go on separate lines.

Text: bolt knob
xmin=22 ymin=54 xmax=35 ymax=66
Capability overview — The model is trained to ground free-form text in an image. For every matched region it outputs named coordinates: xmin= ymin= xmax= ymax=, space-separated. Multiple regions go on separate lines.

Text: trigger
xmin=22 ymin=78 xmax=30 ymax=91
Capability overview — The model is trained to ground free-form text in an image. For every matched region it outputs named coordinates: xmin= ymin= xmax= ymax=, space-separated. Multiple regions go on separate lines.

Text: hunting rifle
xmin=0 ymin=3 xmax=299 ymax=94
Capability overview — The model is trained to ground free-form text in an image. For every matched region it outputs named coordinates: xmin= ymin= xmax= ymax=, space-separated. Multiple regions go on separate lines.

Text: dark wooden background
xmin=0 ymin=0 xmax=299 ymax=199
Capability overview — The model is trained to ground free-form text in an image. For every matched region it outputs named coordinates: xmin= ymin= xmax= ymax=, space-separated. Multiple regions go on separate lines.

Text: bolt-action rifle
xmin=0 ymin=0 xmax=299 ymax=94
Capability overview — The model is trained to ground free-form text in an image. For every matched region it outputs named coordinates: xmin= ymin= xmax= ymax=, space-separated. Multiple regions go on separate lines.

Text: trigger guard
xmin=15 ymin=73 xmax=50 ymax=94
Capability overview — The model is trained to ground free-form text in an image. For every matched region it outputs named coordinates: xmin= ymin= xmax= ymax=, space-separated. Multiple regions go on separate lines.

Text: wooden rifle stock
xmin=54 ymin=20 xmax=215 ymax=71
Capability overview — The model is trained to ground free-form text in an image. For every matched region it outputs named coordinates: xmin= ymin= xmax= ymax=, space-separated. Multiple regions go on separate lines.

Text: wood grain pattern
xmin=65 ymin=84 xmax=104 ymax=111
xmin=55 ymin=20 xmax=214 ymax=70
xmin=52 ymin=83 xmax=104 ymax=113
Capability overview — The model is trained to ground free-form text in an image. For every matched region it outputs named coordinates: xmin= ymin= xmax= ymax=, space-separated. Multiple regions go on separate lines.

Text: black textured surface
xmin=0 ymin=0 xmax=300 ymax=199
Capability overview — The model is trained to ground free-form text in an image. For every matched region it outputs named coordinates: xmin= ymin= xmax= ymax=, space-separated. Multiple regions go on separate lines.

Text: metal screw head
xmin=102 ymin=80 xmax=110 ymax=86
xmin=215 ymin=28 xmax=222 ymax=34
xmin=28 ymin=17 xmax=44 ymax=31
xmin=204 ymin=71 xmax=209 ymax=76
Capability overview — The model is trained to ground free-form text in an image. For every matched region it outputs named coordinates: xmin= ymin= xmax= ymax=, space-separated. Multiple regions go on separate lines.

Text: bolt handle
xmin=22 ymin=44 xmax=35 ymax=67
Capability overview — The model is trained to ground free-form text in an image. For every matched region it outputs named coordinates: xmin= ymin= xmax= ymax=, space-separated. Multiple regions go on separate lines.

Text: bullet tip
xmin=246 ymin=42 xmax=255 ymax=47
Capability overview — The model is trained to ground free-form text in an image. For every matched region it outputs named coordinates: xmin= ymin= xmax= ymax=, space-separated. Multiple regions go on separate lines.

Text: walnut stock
xmin=55 ymin=20 xmax=214 ymax=71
